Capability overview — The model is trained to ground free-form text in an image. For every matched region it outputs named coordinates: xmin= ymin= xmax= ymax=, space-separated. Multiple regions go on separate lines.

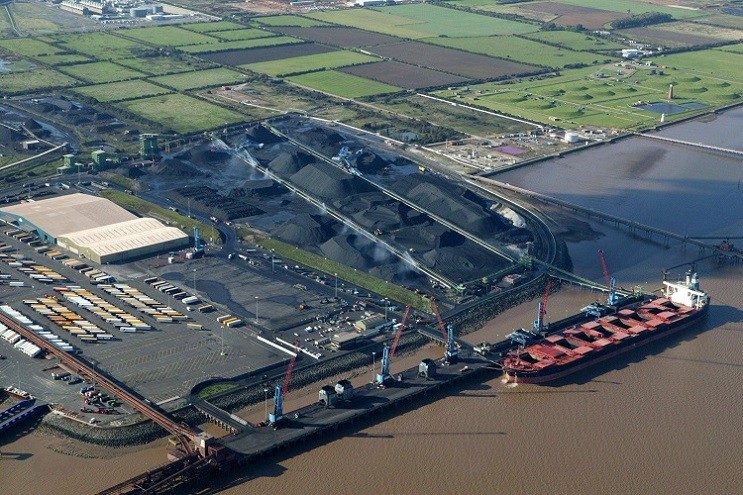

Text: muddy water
xmin=2 ymin=111 xmax=742 ymax=494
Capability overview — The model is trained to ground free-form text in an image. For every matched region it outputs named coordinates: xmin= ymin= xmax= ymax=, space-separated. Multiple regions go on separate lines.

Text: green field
xmin=245 ymin=50 xmax=380 ymax=77
xmin=210 ymin=28 xmax=277 ymax=41
xmin=178 ymin=36 xmax=301 ymax=54
xmin=59 ymin=61 xmax=146 ymax=84
xmin=308 ymin=4 xmax=537 ymax=39
xmin=254 ymin=15 xmax=330 ymax=28
xmin=717 ymin=43 xmax=743 ymax=54
xmin=56 ymin=32 xmax=148 ymax=60
xmin=690 ymin=14 xmax=743 ymax=30
xmin=180 ymin=21 xmax=247 ymax=33
xmin=550 ymin=0 xmax=704 ymax=18
xmin=150 ymin=67 xmax=247 ymax=90
xmin=435 ymin=61 xmax=743 ymax=130
xmin=428 ymin=35 xmax=611 ymax=68
xmin=0 ymin=38 xmax=58 ymax=57
xmin=115 ymin=55 xmax=212 ymax=76
xmin=34 ymin=53 xmax=93 ymax=65
xmin=0 ymin=67 xmax=77 ymax=94
xmin=117 ymin=93 xmax=246 ymax=133
xmin=655 ymin=49 xmax=743 ymax=83
xmin=289 ymin=70 xmax=400 ymax=98
xmin=121 ymin=25 xmax=219 ymax=47
xmin=524 ymin=31 xmax=626 ymax=51
xmin=72 ymin=80 xmax=172 ymax=102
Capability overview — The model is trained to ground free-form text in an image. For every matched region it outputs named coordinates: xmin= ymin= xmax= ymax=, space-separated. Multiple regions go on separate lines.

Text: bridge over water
xmin=636 ymin=132 xmax=743 ymax=157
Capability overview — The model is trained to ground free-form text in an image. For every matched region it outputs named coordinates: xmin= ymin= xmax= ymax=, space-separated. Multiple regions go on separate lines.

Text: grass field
xmin=0 ymin=67 xmax=77 ymax=94
xmin=121 ymin=25 xmax=219 ymax=47
xmin=259 ymin=237 xmax=429 ymax=310
xmin=435 ymin=60 xmax=743 ymax=130
xmin=56 ymin=32 xmax=148 ymax=60
xmin=717 ymin=43 xmax=743 ymax=54
xmin=308 ymin=4 xmax=537 ymax=39
xmin=254 ymin=15 xmax=329 ymax=28
xmin=117 ymin=93 xmax=246 ymax=133
xmin=210 ymin=28 xmax=277 ymax=42
xmin=288 ymin=70 xmax=400 ymax=98
xmin=0 ymin=38 xmax=58 ymax=57
xmin=180 ymin=21 xmax=247 ymax=33
xmin=100 ymin=190 xmax=221 ymax=244
xmin=34 ymin=53 xmax=92 ymax=65
xmin=524 ymin=31 xmax=626 ymax=51
xmin=72 ymin=80 xmax=172 ymax=102
xmin=59 ymin=61 xmax=146 ymax=84
xmin=656 ymin=49 xmax=743 ymax=83
xmin=690 ymin=14 xmax=743 ymax=30
xmin=150 ymin=67 xmax=247 ymax=90
xmin=550 ymin=0 xmax=704 ymax=18
xmin=428 ymin=35 xmax=611 ymax=68
xmin=245 ymin=50 xmax=379 ymax=77
xmin=178 ymin=36 xmax=301 ymax=54
xmin=115 ymin=55 xmax=212 ymax=76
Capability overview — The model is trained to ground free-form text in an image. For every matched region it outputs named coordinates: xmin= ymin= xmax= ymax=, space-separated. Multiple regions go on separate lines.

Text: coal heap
xmin=0 ymin=127 xmax=23 ymax=148
xmin=290 ymin=162 xmax=374 ymax=200
xmin=267 ymin=150 xmax=314 ymax=176
xmin=319 ymin=235 xmax=371 ymax=270
xmin=292 ymin=127 xmax=344 ymax=157
xmin=229 ymin=179 xmax=284 ymax=198
xmin=170 ymin=186 xmax=263 ymax=221
xmin=352 ymin=150 xmax=387 ymax=173
xmin=188 ymin=148 xmax=231 ymax=166
xmin=245 ymin=124 xmax=282 ymax=145
xmin=275 ymin=213 xmax=332 ymax=245
xmin=391 ymin=175 xmax=507 ymax=237
xmin=149 ymin=158 xmax=208 ymax=178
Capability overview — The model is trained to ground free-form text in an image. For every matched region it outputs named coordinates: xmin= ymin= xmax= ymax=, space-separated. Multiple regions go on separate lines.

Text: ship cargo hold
xmin=500 ymin=271 xmax=709 ymax=384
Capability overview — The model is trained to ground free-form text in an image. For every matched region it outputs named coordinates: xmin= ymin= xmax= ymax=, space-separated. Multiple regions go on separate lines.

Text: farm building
xmin=0 ymin=193 xmax=189 ymax=263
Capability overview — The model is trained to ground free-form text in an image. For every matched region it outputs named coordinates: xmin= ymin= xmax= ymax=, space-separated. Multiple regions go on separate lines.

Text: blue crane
xmin=444 ymin=324 xmax=458 ymax=364
xmin=376 ymin=343 xmax=391 ymax=385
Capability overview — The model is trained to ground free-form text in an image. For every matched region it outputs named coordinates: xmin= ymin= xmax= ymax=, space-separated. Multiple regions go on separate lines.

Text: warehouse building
xmin=0 ymin=193 xmax=189 ymax=263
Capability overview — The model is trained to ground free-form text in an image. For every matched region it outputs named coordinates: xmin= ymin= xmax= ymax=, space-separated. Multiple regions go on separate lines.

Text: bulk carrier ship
xmin=500 ymin=271 xmax=709 ymax=384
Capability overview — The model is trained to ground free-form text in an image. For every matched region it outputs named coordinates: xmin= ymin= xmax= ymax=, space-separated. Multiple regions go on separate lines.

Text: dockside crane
xmin=431 ymin=299 xmax=457 ymax=364
xmin=508 ymin=277 xmax=552 ymax=345
xmin=598 ymin=250 xmax=620 ymax=305
xmin=269 ymin=339 xmax=300 ymax=427
xmin=376 ymin=305 xmax=411 ymax=385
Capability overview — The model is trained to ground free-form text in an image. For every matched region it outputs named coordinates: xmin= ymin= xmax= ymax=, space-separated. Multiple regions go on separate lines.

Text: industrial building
xmin=0 ymin=193 xmax=189 ymax=263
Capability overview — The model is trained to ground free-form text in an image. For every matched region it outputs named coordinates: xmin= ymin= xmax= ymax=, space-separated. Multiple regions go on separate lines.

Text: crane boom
xmin=598 ymin=250 xmax=611 ymax=288
xmin=281 ymin=339 xmax=300 ymax=397
xmin=390 ymin=305 xmax=411 ymax=358
xmin=430 ymin=298 xmax=448 ymax=342
xmin=598 ymin=250 xmax=620 ymax=305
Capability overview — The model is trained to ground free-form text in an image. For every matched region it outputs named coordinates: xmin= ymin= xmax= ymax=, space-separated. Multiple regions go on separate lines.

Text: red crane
xmin=389 ymin=305 xmax=412 ymax=358
xmin=430 ymin=298 xmax=448 ymax=342
xmin=540 ymin=277 xmax=552 ymax=323
xmin=281 ymin=339 xmax=300 ymax=397
xmin=598 ymin=249 xmax=611 ymax=287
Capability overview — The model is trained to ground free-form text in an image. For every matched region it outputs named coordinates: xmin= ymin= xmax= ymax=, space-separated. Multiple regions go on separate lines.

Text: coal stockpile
xmin=267 ymin=150 xmax=315 ymax=176
xmin=245 ymin=124 xmax=283 ymax=146
xmin=351 ymin=150 xmax=388 ymax=174
xmin=319 ymin=234 xmax=372 ymax=270
xmin=289 ymin=126 xmax=345 ymax=157
xmin=334 ymin=193 xmax=422 ymax=232
xmin=228 ymin=179 xmax=285 ymax=199
xmin=148 ymin=157 xmax=209 ymax=178
xmin=290 ymin=162 xmax=375 ymax=201
xmin=188 ymin=147 xmax=231 ymax=166
xmin=274 ymin=213 xmax=333 ymax=245
xmin=391 ymin=174 xmax=509 ymax=237
xmin=0 ymin=126 xmax=24 ymax=150
xmin=169 ymin=186 xmax=263 ymax=221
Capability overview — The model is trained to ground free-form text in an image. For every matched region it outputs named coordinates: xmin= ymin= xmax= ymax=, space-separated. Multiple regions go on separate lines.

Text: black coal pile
xmin=274 ymin=213 xmax=333 ymax=245
xmin=169 ymin=186 xmax=263 ymax=221
xmin=245 ymin=124 xmax=282 ymax=145
xmin=148 ymin=158 xmax=209 ymax=178
xmin=291 ymin=127 xmax=344 ymax=157
xmin=351 ymin=150 xmax=387 ymax=174
xmin=391 ymin=174 xmax=508 ymax=237
xmin=188 ymin=147 xmax=231 ymax=166
xmin=267 ymin=150 xmax=314 ymax=177
xmin=228 ymin=179 xmax=284 ymax=199
xmin=319 ymin=234 xmax=372 ymax=270
xmin=290 ymin=162 xmax=375 ymax=201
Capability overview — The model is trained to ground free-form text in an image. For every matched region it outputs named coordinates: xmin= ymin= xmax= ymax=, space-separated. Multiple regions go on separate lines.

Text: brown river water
xmin=2 ymin=110 xmax=742 ymax=495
